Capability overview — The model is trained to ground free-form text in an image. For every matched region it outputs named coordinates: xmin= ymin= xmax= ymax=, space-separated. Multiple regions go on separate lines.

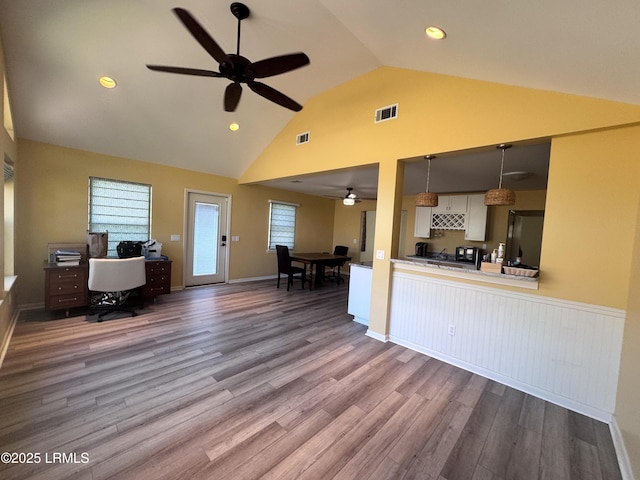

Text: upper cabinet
xmin=432 ymin=195 xmax=468 ymax=214
xmin=465 ymin=194 xmax=488 ymax=241
xmin=414 ymin=194 xmax=488 ymax=241
xmin=414 ymin=206 xmax=432 ymax=238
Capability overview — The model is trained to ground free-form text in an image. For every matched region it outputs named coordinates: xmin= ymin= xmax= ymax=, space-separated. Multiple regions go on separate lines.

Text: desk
xmin=289 ymin=252 xmax=352 ymax=289
xmin=44 ymin=259 xmax=172 ymax=315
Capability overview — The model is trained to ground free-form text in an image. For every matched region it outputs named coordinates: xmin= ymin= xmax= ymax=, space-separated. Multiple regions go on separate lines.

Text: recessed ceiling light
xmin=99 ymin=76 xmax=117 ymax=89
xmin=229 ymin=122 xmax=240 ymax=131
xmin=425 ymin=26 xmax=447 ymax=40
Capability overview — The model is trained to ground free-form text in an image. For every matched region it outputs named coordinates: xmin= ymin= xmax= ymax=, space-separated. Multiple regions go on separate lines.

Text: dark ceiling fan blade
xmin=224 ymin=82 xmax=243 ymax=112
xmin=251 ymin=53 xmax=310 ymax=79
xmin=247 ymin=81 xmax=303 ymax=112
xmin=146 ymin=65 xmax=223 ymax=77
xmin=173 ymin=8 xmax=228 ymax=64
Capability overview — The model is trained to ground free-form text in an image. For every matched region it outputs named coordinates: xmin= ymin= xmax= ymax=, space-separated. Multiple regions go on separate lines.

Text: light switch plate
xmin=170 ymin=234 xmax=180 ymax=241
xmin=376 ymin=250 xmax=385 ymax=260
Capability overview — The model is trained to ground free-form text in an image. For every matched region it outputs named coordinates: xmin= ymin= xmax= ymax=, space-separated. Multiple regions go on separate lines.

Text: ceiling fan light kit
xmin=485 ymin=144 xmax=516 ymax=206
xmin=416 ymin=155 xmax=439 ymax=207
xmin=146 ymin=3 xmax=310 ymax=112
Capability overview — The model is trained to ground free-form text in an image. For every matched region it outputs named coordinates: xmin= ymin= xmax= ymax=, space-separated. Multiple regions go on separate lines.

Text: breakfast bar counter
xmin=392 ymin=257 xmax=539 ymax=290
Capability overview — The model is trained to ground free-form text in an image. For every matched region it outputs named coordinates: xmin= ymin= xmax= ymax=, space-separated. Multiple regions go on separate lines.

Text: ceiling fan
xmin=325 ymin=187 xmax=373 ymax=205
xmin=146 ymin=2 xmax=310 ymax=112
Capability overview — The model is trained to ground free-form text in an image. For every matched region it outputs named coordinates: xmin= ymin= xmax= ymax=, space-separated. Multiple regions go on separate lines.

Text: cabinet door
xmin=465 ymin=194 xmax=488 ymax=241
xmin=432 ymin=195 xmax=467 ymax=213
xmin=448 ymin=195 xmax=468 ymax=213
xmin=414 ymin=206 xmax=431 ymax=238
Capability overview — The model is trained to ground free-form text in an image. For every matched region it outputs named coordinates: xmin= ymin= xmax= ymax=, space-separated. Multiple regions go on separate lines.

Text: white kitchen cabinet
xmin=348 ymin=264 xmax=372 ymax=326
xmin=465 ymin=193 xmax=488 ymax=241
xmin=414 ymin=206 xmax=432 ymax=238
xmin=432 ymin=195 xmax=467 ymax=214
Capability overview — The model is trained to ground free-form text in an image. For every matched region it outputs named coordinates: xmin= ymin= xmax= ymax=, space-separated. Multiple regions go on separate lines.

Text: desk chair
xmin=325 ymin=245 xmax=349 ymax=283
xmin=276 ymin=245 xmax=306 ymax=291
xmin=88 ymin=256 xmax=146 ymax=321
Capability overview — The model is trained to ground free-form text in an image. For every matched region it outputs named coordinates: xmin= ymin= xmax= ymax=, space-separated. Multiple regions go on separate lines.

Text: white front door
xmin=185 ymin=191 xmax=229 ymax=286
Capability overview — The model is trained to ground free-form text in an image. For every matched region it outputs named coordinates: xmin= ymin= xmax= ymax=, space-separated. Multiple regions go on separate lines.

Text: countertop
xmin=350 ymin=261 xmax=373 ymax=269
xmin=393 ymin=257 xmax=539 ymax=290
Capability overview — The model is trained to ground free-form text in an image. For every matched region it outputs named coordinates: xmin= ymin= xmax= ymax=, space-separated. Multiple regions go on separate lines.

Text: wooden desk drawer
xmin=44 ymin=263 xmax=89 ymax=312
xmin=49 ymin=293 xmax=87 ymax=309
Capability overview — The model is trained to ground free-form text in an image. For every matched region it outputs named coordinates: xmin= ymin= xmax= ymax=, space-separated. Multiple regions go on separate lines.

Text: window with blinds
xmin=88 ymin=177 xmax=151 ymax=256
xmin=268 ymin=201 xmax=298 ymax=251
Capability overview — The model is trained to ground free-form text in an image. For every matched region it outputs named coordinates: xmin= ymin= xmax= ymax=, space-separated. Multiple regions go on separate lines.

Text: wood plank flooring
xmin=0 ymin=280 xmax=622 ymax=479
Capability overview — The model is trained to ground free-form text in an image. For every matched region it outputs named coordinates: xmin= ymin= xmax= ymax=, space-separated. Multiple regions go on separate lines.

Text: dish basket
xmin=502 ymin=266 xmax=539 ymax=277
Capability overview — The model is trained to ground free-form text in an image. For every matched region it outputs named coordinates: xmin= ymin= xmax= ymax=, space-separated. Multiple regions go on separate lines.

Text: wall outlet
xmin=376 ymin=249 xmax=385 ymax=260
xmin=232 ymin=236 xmax=240 ymax=242
xmin=353 ymin=238 xmax=358 ymax=244
xmin=448 ymin=324 xmax=456 ymax=336
xmin=170 ymin=234 xmax=180 ymax=241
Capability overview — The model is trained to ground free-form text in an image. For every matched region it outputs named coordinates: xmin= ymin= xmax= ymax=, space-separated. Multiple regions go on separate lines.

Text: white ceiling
xmin=1 ymin=0 xmax=638 ymax=197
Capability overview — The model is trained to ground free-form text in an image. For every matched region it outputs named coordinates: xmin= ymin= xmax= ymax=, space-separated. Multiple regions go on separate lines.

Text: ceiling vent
xmin=296 ymin=131 xmax=310 ymax=145
xmin=374 ymin=103 xmax=398 ymax=123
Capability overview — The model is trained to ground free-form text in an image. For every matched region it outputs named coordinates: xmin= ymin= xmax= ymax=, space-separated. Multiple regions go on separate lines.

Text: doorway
xmin=185 ymin=191 xmax=229 ymax=286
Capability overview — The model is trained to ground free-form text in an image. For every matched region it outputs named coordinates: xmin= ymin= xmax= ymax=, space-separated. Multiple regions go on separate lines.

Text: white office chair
xmin=88 ymin=256 xmax=146 ymax=321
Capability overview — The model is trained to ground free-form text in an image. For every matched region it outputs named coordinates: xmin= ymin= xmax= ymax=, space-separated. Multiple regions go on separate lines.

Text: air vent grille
xmin=374 ymin=103 xmax=398 ymax=123
xmin=296 ymin=132 xmax=310 ymax=145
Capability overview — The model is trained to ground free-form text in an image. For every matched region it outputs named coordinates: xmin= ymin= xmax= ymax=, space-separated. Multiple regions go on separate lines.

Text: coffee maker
xmin=415 ymin=242 xmax=428 ymax=257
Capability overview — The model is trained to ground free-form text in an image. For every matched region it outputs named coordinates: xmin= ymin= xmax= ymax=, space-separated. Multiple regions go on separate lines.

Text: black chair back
xmin=333 ymin=245 xmax=348 ymax=256
xmin=276 ymin=245 xmax=292 ymax=273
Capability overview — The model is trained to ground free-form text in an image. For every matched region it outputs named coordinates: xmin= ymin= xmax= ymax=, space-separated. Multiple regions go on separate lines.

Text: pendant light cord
xmin=498 ymin=148 xmax=505 ymax=189
xmin=425 ymin=158 xmax=431 ymax=193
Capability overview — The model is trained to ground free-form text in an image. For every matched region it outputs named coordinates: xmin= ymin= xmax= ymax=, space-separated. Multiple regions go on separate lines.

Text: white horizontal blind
xmin=89 ymin=177 xmax=151 ymax=256
xmin=268 ymin=201 xmax=297 ymax=251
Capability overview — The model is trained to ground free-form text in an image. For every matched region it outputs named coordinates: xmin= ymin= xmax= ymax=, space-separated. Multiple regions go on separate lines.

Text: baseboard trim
xmin=228 ymin=275 xmax=277 ymax=284
xmin=0 ymin=305 xmax=19 ymax=370
xmin=366 ymin=329 xmax=389 ymax=343
xmin=610 ymin=416 xmax=635 ymax=480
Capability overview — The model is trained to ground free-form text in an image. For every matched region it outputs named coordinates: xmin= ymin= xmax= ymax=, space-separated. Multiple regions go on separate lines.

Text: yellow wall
xmin=0 ymin=33 xmax=18 ymax=357
xmin=616 ymin=193 xmax=640 ymax=478
xmin=242 ymin=67 xmax=640 ymax=184
xmin=242 ymin=67 xmax=640 ymax=309
xmin=15 ymin=139 xmax=335 ymax=306
xmin=538 ymin=128 xmax=640 ymax=306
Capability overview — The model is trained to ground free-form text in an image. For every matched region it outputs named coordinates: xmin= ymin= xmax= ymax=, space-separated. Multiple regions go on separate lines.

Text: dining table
xmin=289 ymin=252 xmax=352 ymax=290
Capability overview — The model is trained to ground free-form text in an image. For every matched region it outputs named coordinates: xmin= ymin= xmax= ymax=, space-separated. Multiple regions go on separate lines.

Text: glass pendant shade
xmin=485 ymin=144 xmax=516 ymax=206
xmin=416 ymin=155 xmax=438 ymax=207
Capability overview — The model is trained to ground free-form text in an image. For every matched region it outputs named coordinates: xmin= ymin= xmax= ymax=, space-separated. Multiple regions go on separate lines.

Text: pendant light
xmin=415 ymin=155 xmax=439 ymax=207
xmin=485 ymin=144 xmax=516 ymax=206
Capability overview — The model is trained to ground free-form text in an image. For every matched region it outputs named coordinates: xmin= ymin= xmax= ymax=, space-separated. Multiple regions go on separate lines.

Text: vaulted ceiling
xmin=1 ymin=0 xmax=639 ymax=196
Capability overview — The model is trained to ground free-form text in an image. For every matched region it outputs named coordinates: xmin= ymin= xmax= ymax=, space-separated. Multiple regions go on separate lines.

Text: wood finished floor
xmin=0 ymin=280 xmax=622 ymax=480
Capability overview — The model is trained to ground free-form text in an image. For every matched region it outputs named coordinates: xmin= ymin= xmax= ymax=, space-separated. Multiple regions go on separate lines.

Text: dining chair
xmin=88 ymin=256 xmax=146 ymax=321
xmin=325 ymin=245 xmax=349 ymax=283
xmin=276 ymin=245 xmax=306 ymax=291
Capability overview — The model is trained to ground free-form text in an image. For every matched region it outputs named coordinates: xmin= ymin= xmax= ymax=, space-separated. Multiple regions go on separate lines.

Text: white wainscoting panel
xmin=389 ymin=271 xmax=625 ymax=422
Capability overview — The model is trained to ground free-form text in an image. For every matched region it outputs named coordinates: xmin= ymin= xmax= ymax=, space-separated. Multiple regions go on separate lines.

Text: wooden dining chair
xmin=276 ymin=245 xmax=306 ymax=291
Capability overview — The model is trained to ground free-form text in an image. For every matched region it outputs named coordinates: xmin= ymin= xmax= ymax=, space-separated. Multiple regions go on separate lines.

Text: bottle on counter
xmin=497 ymin=243 xmax=505 ymax=258
xmin=491 ymin=249 xmax=497 ymax=263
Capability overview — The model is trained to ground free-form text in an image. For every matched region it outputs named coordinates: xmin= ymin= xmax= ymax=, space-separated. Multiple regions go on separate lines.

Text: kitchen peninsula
xmin=381 ymin=256 xmax=624 ymax=423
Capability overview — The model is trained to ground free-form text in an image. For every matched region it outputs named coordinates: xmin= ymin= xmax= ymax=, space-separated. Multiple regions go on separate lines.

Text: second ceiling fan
xmin=146 ymin=2 xmax=310 ymax=112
